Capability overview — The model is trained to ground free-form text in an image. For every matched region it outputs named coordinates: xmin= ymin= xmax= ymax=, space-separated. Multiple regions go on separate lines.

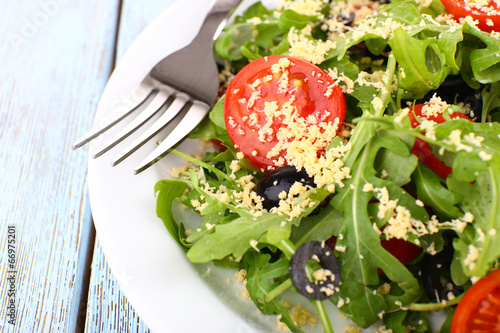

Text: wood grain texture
xmin=83 ymin=1 xmax=175 ymax=332
xmin=0 ymin=0 xmax=120 ymax=332
xmin=84 ymin=239 xmax=151 ymax=333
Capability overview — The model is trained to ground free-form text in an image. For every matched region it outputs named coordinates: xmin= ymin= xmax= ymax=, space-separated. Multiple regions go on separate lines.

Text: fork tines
xmin=73 ymin=76 xmax=209 ymax=174
xmin=73 ymin=0 xmax=243 ymax=173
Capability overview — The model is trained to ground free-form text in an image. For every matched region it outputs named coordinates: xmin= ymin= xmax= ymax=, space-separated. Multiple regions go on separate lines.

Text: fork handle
xmin=149 ymin=0 xmax=243 ymax=105
xmin=189 ymin=0 xmax=243 ymax=47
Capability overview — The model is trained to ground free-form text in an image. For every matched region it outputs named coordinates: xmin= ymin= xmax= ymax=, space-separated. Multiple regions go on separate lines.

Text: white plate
xmin=88 ymin=1 xmax=282 ymax=332
xmin=87 ymin=1 xmax=371 ymax=332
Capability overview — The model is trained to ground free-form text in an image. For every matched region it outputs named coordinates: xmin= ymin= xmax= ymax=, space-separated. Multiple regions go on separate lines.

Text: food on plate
xmin=154 ymin=0 xmax=500 ymax=331
xmin=450 ymin=269 xmax=500 ymax=333
xmin=407 ymin=102 xmax=472 ymax=178
xmin=439 ymin=0 xmax=500 ymax=32
xmin=224 ymin=54 xmax=346 ymax=170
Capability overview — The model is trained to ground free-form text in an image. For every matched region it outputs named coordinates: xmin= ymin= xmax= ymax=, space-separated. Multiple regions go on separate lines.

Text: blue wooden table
xmin=0 ymin=0 xmax=175 ymax=331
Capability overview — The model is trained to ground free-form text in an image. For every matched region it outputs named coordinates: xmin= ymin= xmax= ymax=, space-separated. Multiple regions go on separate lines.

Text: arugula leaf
xmin=244 ymin=251 xmax=304 ymax=332
xmin=378 ymin=1 xmax=423 ymax=25
xmin=215 ymin=2 xmax=284 ymax=61
xmin=389 ymin=28 xmax=451 ymax=99
xmin=240 ymin=44 xmax=262 ymax=61
xmin=481 ymin=82 xmax=500 ymax=122
xmin=412 ymin=164 xmax=462 ymax=219
xmin=187 ymin=187 xmax=331 ymax=262
xmin=188 ymin=96 xmax=234 ymax=149
xmin=187 ymin=213 xmax=289 ymax=262
xmin=436 ymin=24 xmax=463 ymax=72
xmin=330 ymin=125 xmax=423 ymax=328
xmin=384 ymin=310 xmax=431 ymax=333
xmin=448 ymin=155 xmax=500 ymax=278
xmin=215 ymin=23 xmax=252 ymax=60
xmin=373 ymin=130 xmax=418 ymax=186
xmin=186 ymin=211 xmax=237 ymax=242
xmin=235 ymin=1 xmax=273 ymax=23
xmin=155 ymin=179 xmax=191 ymax=250
xmin=290 ymin=204 xmax=343 ymax=247
xmin=439 ymin=307 xmax=456 ymax=333
xmin=277 ymin=9 xmax=317 ymax=31
xmin=465 ymin=25 xmax=500 ymax=83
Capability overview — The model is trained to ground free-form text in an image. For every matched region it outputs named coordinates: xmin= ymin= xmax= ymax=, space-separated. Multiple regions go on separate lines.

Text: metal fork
xmin=72 ymin=0 xmax=242 ymax=174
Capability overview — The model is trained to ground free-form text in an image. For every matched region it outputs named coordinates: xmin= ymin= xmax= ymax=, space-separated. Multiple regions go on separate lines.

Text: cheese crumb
xmin=277 ymin=314 xmax=290 ymax=331
xmin=421 ymin=94 xmax=449 ymax=117
xmin=344 ymin=324 xmax=361 ymax=333
xmin=234 ymin=269 xmax=247 ymax=283
xmin=289 ymin=302 xmax=318 ymax=328
xmin=479 ymin=151 xmax=493 ymax=161
xmin=362 ymin=183 xmax=374 ymax=192
xmin=250 ymin=239 xmax=260 ymax=252
xmin=374 ymin=326 xmax=393 ymax=333
xmin=288 ymin=28 xmax=337 ymax=64
xmin=372 ymin=96 xmax=384 ymax=112
xmin=378 ymin=283 xmax=391 ymax=295
xmin=464 ymin=244 xmax=480 ymax=271
xmin=335 ymin=245 xmax=347 ymax=253
xmin=426 ymin=242 xmax=437 ymax=255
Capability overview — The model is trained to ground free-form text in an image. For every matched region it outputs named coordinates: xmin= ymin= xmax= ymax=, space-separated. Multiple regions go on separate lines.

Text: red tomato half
xmin=326 ymin=235 xmax=421 ymax=275
xmin=408 ymin=104 xmax=470 ymax=179
xmin=381 ymin=238 xmax=422 ymax=266
xmin=440 ymin=0 xmax=500 ymax=32
xmin=224 ymin=55 xmax=346 ymax=170
xmin=451 ymin=269 xmax=500 ymax=333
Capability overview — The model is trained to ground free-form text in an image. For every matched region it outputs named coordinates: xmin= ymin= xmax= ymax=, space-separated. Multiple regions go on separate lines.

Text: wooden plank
xmin=84 ymin=239 xmax=151 ymax=333
xmin=0 ymin=0 xmax=120 ymax=332
xmin=83 ymin=1 xmax=174 ymax=332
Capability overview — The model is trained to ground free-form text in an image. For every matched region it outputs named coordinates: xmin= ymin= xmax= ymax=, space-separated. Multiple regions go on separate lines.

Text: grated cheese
xmin=479 ymin=150 xmax=493 ymax=161
xmin=234 ymin=269 xmax=247 ymax=283
xmin=344 ymin=324 xmax=362 ymax=333
xmin=288 ymin=28 xmax=337 ymax=64
xmin=464 ymin=244 xmax=480 ymax=271
xmin=278 ymin=0 xmax=324 ymax=16
xmin=289 ymin=302 xmax=318 ymax=328
xmin=421 ymin=94 xmax=449 ymax=117
xmin=250 ymin=239 xmax=260 ymax=252
xmin=374 ymin=326 xmax=393 ymax=333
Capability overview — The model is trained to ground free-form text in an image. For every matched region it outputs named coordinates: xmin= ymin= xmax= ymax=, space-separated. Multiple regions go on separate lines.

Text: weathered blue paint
xmin=0 ymin=0 xmax=173 ymax=331
xmin=83 ymin=1 xmax=175 ymax=332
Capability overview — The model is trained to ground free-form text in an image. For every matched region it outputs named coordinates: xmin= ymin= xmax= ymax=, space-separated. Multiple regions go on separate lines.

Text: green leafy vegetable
xmin=154 ymin=0 xmax=500 ymax=332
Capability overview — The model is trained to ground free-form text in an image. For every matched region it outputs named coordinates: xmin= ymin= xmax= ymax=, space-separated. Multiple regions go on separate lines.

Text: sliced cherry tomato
xmin=440 ymin=0 xmax=500 ymax=33
xmin=224 ymin=55 xmax=346 ymax=170
xmin=380 ymin=238 xmax=422 ymax=266
xmin=326 ymin=235 xmax=421 ymax=275
xmin=377 ymin=230 xmax=422 ymax=275
xmin=210 ymin=139 xmax=227 ymax=151
xmin=408 ymin=104 xmax=470 ymax=179
xmin=451 ymin=269 xmax=500 ymax=333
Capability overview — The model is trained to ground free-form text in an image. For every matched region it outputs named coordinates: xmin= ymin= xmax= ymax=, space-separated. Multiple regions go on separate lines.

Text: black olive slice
xmin=421 ymin=246 xmax=464 ymax=302
xmin=337 ymin=12 xmax=355 ymax=26
xmin=256 ymin=166 xmax=315 ymax=210
xmin=415 ymin=75 xmax=482 ymax=121
xmin=289 ymin=241 xmax=340 ymax=300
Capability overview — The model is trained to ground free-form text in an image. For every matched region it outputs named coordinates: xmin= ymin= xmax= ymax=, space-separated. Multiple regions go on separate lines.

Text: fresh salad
xmin=154 ymin=0 xmax=500 ymax=332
